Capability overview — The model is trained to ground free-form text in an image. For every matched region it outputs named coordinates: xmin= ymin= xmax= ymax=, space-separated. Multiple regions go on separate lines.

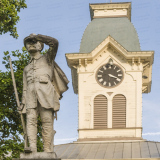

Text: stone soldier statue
xmin=20 ymin=34 xmax=69 ymax=153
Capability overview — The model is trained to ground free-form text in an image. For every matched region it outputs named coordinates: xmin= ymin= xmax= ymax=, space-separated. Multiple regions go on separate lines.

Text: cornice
xmin=65 ymin=36 xmax=154 ymax=66
xmin=89 ymin=2 xmax=131 ymax=21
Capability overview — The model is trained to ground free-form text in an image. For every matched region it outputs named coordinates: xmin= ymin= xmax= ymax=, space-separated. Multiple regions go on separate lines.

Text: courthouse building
xmin=55 ymin=2 xmax=159 ymax=159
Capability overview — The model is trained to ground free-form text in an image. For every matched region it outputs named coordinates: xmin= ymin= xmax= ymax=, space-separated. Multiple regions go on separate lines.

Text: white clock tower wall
xmin=77 ymin=47 xmax=143 ymax=140
xmin=65 ymin=2 xmax=154 ymax=141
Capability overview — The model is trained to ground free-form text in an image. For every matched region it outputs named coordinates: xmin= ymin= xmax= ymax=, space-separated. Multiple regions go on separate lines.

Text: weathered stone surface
xmin=19 ymin=152 xmax=58 ymax=159
xmin=19 ymin=34 xmax=69 ymax=153
xmin=13 ymin=159 xmax=60 ymax=160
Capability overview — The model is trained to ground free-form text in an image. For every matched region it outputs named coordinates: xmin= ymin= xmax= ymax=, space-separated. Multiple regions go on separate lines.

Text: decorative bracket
xmin=142 ymin=86 xmax=148 ymax=93
xmin=79 ymin=59 xmax=81 ymax=72
xmin=85 ymin=59 xmax=87 ymax=71
xmin=132 ymin=57 xmax=134 ymax=70
xmin=143 ymin=62 xmax=150 ymax=71
xmin=138 ymin=57 xmax=141 ymax=70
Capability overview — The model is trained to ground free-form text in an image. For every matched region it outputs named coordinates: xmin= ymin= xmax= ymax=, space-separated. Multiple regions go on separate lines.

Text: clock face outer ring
xmin=95 ymin=63 xmax=124 ymax=88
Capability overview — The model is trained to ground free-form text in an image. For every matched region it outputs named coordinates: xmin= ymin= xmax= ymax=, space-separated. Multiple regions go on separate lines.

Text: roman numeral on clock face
xmin=99 ymin=78 xmax=103 ymax=82
xmin=116 ymin=78 xmax=121 ymax=82
xmin=103 ymin=81 xmax=107 ymax=85
xmin=99 ymin=70 xmax=103 ymax=73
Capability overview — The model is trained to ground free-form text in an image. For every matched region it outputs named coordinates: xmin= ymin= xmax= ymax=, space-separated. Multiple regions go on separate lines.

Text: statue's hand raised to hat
xmin=30 ymin=34 xmax=43 ymax=43
xmin=34 ymin=34 xmax=43 ymax=41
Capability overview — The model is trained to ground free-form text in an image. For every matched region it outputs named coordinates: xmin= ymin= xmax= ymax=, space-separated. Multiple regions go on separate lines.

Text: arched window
xmin=94 ymin=95 xmax=108 ymax=128
xmin=112 ymin=94 xmax=126 ymax=128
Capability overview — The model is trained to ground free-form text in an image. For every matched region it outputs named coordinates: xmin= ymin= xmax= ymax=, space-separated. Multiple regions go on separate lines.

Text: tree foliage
xmin=0 ymin=0 xmax=27 ymax=39
xmin=0 ymin=47 xmax=46 ymax=159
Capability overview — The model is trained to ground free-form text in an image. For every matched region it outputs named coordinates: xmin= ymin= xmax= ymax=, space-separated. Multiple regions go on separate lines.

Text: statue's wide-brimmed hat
xmin=24 ymin=33 xmax=44 ymax=51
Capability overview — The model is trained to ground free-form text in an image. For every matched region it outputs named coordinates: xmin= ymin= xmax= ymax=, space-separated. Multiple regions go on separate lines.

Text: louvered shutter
xmin=112 ymin=94 xmax=126 ymax=128
xmin=94 ymin=95 xmax=108 ymax=128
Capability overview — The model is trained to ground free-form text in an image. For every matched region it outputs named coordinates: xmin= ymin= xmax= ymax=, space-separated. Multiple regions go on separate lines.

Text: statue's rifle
xmin=9 ymin=58 xmax=28 ymax=148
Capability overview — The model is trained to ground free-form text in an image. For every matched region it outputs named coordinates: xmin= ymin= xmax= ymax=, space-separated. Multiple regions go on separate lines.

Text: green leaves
xmin=0 ymin=137 xmax=24 ymax=159
xmin=0 ymin=48 xmax=45 ymax=159
xmin=0 ymin=0 xmax=27 ymax=38
xmin=0 ymin=47 xmax=28 ymax=159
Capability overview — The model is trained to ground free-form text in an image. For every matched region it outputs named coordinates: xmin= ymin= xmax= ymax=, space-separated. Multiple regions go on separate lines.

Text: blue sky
xmin=0 ymin=0 xmax=160 ymax=144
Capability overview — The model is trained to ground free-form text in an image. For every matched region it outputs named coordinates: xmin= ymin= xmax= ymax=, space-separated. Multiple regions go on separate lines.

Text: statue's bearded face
xmin=26 ymin=40 xmax=42 ymax=53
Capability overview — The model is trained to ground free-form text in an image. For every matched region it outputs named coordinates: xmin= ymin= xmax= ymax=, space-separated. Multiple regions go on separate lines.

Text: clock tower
xmin=66 ymin=2 xmax=154 ymax=141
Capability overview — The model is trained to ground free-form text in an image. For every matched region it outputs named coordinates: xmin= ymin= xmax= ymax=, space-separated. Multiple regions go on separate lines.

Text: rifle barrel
xmin=9 ymin=57 xmax=28 ymax=148
xmin=9 ymin=58 xmax=20 ymax=108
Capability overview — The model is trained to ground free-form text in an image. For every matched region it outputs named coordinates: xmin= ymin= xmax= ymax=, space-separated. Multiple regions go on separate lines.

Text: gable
xmin=86 ymin=49 xmax=126 ymax=74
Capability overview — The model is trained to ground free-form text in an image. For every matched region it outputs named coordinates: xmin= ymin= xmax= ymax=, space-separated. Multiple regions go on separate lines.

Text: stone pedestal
xmin=12 ymin=152 xmax=61 ymax=160
xmin=13 ymin=159 xmax=60 ymax=160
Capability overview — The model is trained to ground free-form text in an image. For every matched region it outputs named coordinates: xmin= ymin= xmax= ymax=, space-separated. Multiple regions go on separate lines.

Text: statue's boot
xmin=42 ymin=122 xmax=53 ymax=152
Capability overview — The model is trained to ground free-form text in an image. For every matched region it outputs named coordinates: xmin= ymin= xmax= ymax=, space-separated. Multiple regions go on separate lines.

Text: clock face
xmin=96 ymin=63 xmax=123 ymax=88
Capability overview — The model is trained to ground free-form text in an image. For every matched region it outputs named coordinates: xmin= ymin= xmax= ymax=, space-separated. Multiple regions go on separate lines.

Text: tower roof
xmin=79 ymin=17 xmax=141 ymax=53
